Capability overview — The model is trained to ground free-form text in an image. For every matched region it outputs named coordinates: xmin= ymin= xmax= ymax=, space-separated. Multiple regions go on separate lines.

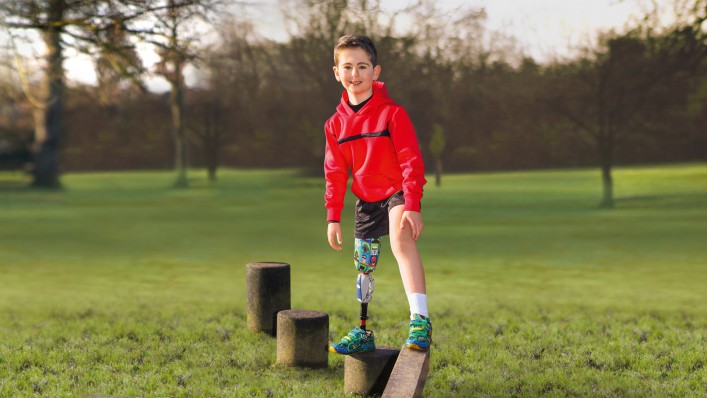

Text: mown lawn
xmin=0 ymin=164 xmax=705 ymax=397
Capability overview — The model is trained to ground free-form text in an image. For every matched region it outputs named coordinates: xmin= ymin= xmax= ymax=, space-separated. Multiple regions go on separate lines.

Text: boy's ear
xmin=373 ymin=65 xmax=381 ymax=81
xmin=333 ymin=65 xmax=341 ymax=82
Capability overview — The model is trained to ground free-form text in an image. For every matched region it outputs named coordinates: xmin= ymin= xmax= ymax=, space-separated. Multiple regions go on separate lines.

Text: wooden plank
xmin=381 ymin=347 xmax=430 ymax=398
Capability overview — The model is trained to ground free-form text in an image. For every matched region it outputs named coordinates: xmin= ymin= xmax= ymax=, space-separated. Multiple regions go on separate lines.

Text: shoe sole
xmin=329 ymin=345 xmax=375 ymax=355
xmin=405 ymin=343 xmax=429 ymax=351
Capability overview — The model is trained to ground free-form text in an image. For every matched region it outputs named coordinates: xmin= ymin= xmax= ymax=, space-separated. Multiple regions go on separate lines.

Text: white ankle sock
xmin=407 ymin=293 xmax=428 ymax=318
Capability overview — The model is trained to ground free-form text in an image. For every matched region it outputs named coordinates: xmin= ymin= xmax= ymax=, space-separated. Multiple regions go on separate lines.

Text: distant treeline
xmin=2 ymin=1 xmax=705 ymax=175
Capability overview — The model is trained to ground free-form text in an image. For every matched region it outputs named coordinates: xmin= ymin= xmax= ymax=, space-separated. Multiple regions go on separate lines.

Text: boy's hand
xmin=400 ymin=211 xmax=424 ymax=240
xmin=327 ymin=222 xmax=343 ymax=251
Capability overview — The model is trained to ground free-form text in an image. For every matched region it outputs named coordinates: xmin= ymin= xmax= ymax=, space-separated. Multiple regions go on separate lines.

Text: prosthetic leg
xmin=355 ymin=238 xmax=381 ymax=331
xmin=329 ymin=237 xmax=382 ymax=354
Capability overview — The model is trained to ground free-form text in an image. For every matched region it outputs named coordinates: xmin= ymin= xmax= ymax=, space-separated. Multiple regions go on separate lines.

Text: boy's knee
xmin=389 ymin=236 xmax=416 ymax=257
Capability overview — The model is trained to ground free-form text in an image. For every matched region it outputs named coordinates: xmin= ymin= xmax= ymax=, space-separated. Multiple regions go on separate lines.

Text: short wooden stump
xmin=276 ymin=310 xmax=329 ymax=368
xmin=246 ymin=262 xmax=290 ymax=336
xmin=344 ymin=346 xmax=400 ymax=396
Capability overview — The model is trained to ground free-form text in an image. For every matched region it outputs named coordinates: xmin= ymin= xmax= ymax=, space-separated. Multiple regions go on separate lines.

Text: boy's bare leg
xmin=389 ymin=204 xmax=432 ymax=350
xmin=388 ymin=205 xmax=426 ymax=294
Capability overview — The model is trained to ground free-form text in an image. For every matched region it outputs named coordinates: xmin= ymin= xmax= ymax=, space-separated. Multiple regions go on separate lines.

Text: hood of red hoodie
xmin=336 ymin=81 xmax=395 ymax=117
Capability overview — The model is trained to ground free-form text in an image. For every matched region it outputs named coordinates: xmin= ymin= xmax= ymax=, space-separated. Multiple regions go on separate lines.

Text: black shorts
xmin=354 ymin=190 xmax=405 ymax=239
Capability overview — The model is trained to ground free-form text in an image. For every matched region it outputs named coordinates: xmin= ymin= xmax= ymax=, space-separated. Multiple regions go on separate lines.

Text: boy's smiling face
xmin=333 ymin=47 xmax=381 ymax=105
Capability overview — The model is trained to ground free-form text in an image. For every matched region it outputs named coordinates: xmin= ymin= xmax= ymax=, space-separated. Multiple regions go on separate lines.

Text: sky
xmin=440 ymin=0 xmax=651 ymax=60
xmin=55 ymin=0 xmax=667 ymax=91
xmin=250 ymin=0 xmax=655 ymax=61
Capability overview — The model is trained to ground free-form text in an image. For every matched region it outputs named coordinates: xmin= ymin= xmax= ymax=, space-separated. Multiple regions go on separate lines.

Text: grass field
xmin=1 ymin=163 xmax=706 ymax=397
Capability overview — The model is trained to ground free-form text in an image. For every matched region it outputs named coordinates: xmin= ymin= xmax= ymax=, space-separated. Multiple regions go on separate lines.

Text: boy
xmin=324 ymin=34 xmax=431 ymax=354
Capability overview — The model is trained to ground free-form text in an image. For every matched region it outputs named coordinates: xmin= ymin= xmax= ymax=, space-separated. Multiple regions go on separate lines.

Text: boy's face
xmin=333 ymin=47 xmax=381 ymax=104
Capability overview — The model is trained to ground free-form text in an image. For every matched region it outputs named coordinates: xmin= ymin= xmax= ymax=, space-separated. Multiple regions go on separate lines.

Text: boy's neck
xmin=348 ymin=94 xmax=373 ymax=113
xmin=348 ymin=90 xmax=373 ymax=106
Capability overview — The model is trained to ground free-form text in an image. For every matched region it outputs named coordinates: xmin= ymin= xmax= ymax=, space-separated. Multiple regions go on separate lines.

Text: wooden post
xmin=382 ymin=347 xmax=430 ymax=398
xmin=344 ymin=346 xmax=400 ymax=396
xmin=276 ymin=310 xmax=329 ymax=368
xmin=246 ymin=262 xmax=290 ymax=336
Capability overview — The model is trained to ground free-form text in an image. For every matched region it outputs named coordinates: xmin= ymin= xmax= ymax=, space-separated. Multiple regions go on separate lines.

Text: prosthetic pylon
xmin=356 ymin=272 xmax=374 ymax=330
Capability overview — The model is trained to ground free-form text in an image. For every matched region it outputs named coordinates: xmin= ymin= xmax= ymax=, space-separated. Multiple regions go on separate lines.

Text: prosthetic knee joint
xmin=354 ymin=238 xmax=380 ymax=330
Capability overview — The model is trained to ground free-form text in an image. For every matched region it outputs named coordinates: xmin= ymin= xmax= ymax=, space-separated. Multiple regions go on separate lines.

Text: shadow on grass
xmin=273 ymin=361 xmax=343 ymax=378
xmin=615 ymin=193 xmax=707 ymax=208
xmin=0 ymin=180 xmax=31 ymax=193
xmin=0 ymin=181 xmax=66 ymax=194
xmin=271 ymin=361 xmax=344 ymax=392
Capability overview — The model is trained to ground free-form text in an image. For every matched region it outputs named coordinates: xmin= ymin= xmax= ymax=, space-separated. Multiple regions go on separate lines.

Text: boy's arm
xmin=389 ymin=107 xmax=426 ymax=213
xmin=324 ymin=123 xmax=348 ymax=223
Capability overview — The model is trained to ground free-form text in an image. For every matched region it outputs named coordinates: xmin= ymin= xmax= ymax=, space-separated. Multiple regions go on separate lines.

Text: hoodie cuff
xmin=404 ymin=197 xmax=421 ymax=213
xmin=327 ymin=208 xmax=342 ymax=223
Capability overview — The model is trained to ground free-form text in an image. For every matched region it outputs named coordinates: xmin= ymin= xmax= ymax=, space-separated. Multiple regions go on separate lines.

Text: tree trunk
xmin=434 ymin=158 xmax=442 ymax=187
xmin=205 ymin=101 xmax=219 ymax=182
xmin=170 ymin=63 xmax=188 ymax=188
xmin=204 ymin=136 xmax=217 ymax=182
xmin=598 ymin=136 xmax=615 ymax=208
xmin=207 ymin=163 xmax=217 ymax=182
xmin=32 ymin=1 xmax=65 ymax=189
xmin=206 ymin=137 xmax=219 ymax=182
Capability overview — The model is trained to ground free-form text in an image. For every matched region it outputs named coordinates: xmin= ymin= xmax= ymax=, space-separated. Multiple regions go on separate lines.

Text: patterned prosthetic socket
xmin=354 ymin=238 xmax=381 ymax=274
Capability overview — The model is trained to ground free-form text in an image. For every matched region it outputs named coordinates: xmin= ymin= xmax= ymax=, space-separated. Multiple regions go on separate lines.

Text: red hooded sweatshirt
xmin=324 ymin=81 xmax=426 ymax=222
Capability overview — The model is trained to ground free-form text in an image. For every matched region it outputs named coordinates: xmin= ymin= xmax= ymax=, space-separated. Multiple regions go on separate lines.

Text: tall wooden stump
xmin=246 ymin=262 xmax=290 ymax=336
xmin=344 ymin=346 xmax=400 ymax=396
xmin=276 ymin=310 xmax=329 ymax=368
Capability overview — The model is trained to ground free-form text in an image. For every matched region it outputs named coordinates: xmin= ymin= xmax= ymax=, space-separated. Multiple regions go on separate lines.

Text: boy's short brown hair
xmin=333 ymin=34 xmax=378 ymax=66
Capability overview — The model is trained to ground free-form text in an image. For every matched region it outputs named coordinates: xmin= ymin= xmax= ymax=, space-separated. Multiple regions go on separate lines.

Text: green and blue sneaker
xmin=329 ymin=327 xmax=375 ymax=355
xmin=405 ymin=314 xmax=432 ymax=351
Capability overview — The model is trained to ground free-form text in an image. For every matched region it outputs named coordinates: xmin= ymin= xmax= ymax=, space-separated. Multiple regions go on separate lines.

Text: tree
xmin=122 ymin=0 xmax=224 ymax=187
xmin=0 ymin=0 xmax=78 ymax=188
xmin=186 ymin=91 xmax=226 ymax=182
xmin=0 ymin=1 xmax=150 ymax=187
xmin=198 ymin=18 xmax=266 ymax=173
xmin=0 ymin=0 xmax=223 ymax=188
xmin=546 ymin=27 xmax=704 ymax=208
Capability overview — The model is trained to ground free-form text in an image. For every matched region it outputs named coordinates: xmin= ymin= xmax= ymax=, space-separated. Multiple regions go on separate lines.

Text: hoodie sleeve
xmin=389 ymin=107 xmax=426 ymax=212
xmin=323 ymin=120 xmax=349 ymax=222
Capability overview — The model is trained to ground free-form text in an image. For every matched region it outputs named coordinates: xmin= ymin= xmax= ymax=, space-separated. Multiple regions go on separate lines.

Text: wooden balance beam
xmin=381 ymin=347 xmax=430 ymax=398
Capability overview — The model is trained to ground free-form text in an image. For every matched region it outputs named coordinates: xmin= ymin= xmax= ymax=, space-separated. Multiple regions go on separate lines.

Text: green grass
xmin=1 ymin=164 xmax=706 ymax=397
